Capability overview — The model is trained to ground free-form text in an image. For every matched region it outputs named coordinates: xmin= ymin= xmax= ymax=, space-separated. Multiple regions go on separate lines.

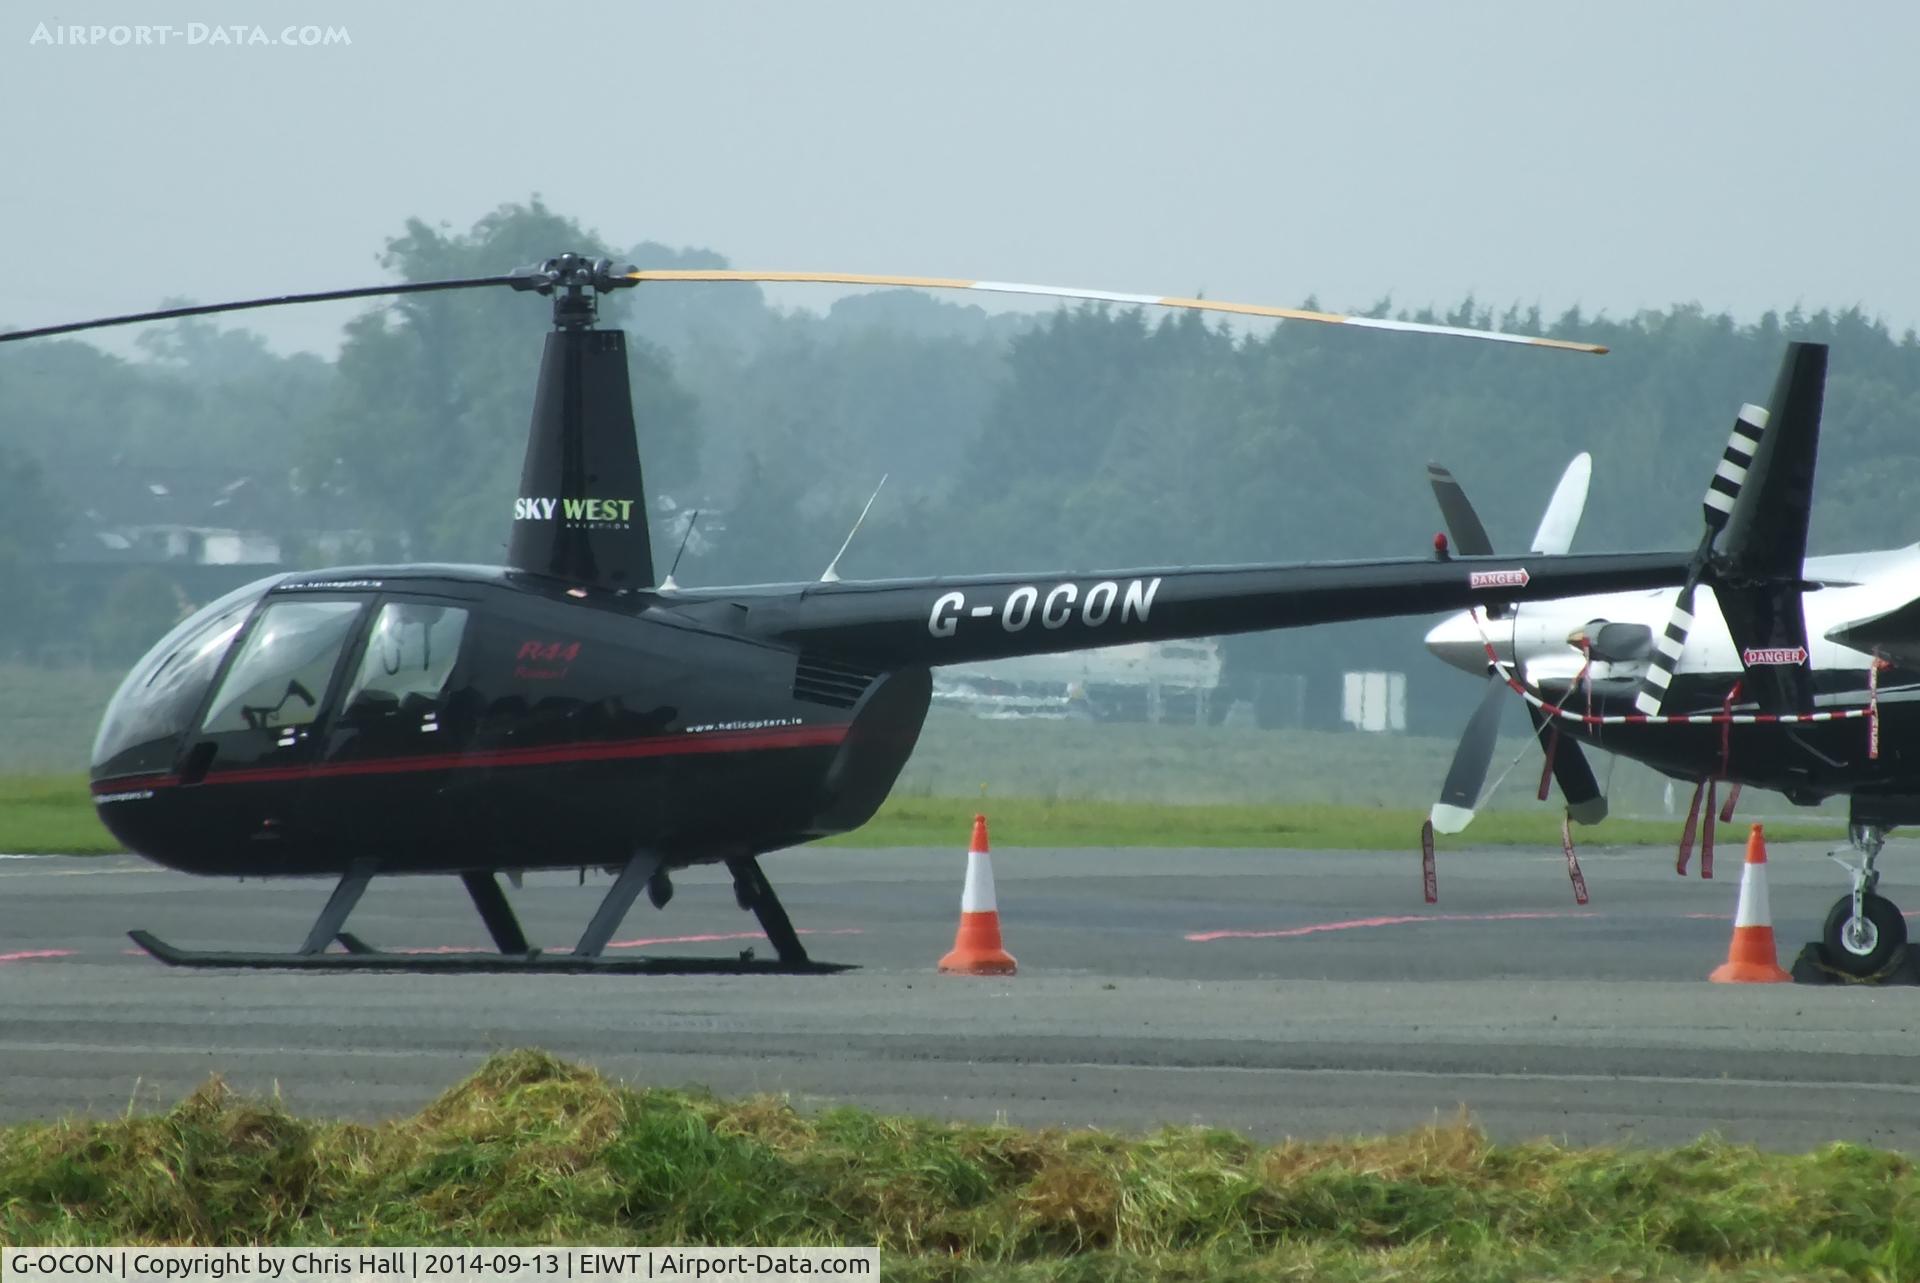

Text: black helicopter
xmin=0 ymin=255 xmax=1805 ymax=972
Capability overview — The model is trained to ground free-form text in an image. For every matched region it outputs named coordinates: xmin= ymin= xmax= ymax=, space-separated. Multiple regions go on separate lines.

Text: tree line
xmin=4 ymin=199 xmax=1918 ymax=730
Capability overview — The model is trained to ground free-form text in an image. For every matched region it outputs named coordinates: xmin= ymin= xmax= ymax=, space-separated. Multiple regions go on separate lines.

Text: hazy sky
xmin=4 ymin=1 xmax=1917 ymax=357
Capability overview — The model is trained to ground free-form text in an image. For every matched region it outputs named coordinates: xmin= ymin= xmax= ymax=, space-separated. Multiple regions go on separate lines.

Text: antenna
xmin=820 ymin=476 xmax=888 ymax=583
xmin=659 ymin=509 xmax=700 ymax=592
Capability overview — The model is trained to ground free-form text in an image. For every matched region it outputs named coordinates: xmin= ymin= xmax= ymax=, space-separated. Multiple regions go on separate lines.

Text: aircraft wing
xmin=1828 ymin=596 xmax=1920 ymax=668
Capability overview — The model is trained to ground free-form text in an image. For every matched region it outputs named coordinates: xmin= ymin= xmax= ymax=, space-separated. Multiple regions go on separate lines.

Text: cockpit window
xmin=91 ymin=575 xmax=283 ymax=772
xmin=341 ymin=602 xmax=469 ymax=718
xmin=200 ymin=600 xmax=363 ymax=733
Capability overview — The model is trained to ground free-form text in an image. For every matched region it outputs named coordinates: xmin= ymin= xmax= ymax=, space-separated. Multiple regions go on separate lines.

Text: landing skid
xmin=126 ymin=930 xmax=848 ymax=974
xmin=128 ymin=854 xmax=853 ymax=975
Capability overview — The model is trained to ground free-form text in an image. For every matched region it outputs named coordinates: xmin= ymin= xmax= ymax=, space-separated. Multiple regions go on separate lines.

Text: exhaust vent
xmin=793 ymin=654 xmax=878 ymax=708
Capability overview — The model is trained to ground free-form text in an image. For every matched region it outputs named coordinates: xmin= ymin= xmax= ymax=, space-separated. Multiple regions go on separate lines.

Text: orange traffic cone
xmin=1709 ymin=824 xmax=1792 ymax=983
xmin=938 ymin=815 xmax=1016 ymax=976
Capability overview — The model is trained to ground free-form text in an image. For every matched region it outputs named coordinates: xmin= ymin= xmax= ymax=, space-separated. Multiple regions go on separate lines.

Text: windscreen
xmin=199 ymin=599 xmax=363 ymax=733
xmin=90 ymin=575 xmax=284 ymax=776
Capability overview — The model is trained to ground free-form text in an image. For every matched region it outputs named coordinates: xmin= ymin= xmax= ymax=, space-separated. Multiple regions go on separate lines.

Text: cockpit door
xmin=312 ymin=595 xmax=476 ymax=860
xmin=176 ymin=596 xmax=366 ymax=855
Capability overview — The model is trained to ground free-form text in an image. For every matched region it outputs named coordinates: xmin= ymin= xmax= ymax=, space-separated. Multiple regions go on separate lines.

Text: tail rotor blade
xmin=1632 ymin=402 xmax=1771 ymax=717
xmin=1431 ymin=671 xmax=1509 ymax=834
xmin=1634 ymin=584 xmax=1696 ymax=716
xmin=1703 ymin=404 xmax=1769 ymax=532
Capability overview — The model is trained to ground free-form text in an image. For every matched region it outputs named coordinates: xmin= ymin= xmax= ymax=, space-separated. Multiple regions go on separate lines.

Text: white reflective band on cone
xmin=960 ymin=850 xmax=997 ymax=913
xmin=1733 ymin=861 xmax=1772 ymax=928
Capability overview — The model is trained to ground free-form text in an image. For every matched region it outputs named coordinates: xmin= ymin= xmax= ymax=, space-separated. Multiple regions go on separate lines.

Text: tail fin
xmin=508 ymin=328 xmax=655 ymax=589
xmin=1715 ymin=342 xmax=1825 ymax=713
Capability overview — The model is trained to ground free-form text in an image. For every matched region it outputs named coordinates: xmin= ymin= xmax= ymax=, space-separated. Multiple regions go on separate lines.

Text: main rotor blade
xmin=0 ymin=275 xmax=520 ymax=343
xmin=626 ymin=270 xmax=1608 ymax=354
xmin=1431 ymin=670 xmax=1509 ymax=835
xmin=1425 ymin=463 xmax=1496 ymax=556
xmin=1526 ymin=704 xmax=1608 ymax=824
xmin=1529 ymin=453 xmax=1592 ymax=555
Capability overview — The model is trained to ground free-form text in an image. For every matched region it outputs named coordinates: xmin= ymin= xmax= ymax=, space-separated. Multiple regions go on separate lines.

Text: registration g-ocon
xmin=7 ymin=1255 xmax=115 ymax=1278
xmin=6 ymin=1254 xmax=253 ymax=1280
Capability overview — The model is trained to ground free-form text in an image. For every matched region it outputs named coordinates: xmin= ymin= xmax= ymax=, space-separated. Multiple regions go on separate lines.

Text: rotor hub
xmin=507 ymin=252 xmax=638 ymax=330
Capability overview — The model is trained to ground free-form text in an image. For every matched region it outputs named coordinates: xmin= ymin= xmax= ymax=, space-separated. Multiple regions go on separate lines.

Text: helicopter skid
xmin=122 ymin=852 xmax=847 ymax=975
xmin=127 ymin=928 xmax=852 ymax=974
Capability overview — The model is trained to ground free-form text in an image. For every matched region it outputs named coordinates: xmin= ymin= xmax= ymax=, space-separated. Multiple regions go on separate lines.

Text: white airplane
xmin=1422 ymin=342 xmax=1918 ymax=980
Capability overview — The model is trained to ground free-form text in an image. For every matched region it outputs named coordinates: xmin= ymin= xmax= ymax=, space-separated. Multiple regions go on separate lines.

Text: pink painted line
xmin=0 ymin=949 xmax=74 ymax=963
xmin=371 ymin=928 xmax=865 ymax=956
xmin=606 ymin=927 xmax=862 ymax=951
xmin=1187 ymin=911 xmax=1600 ymax=943
xmin=381 ymin=944 xmax=490 ymax=955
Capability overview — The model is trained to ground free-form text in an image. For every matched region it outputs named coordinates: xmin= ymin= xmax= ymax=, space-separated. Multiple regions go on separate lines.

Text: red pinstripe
xmin=92 ymin=723 xmax=847 ymax=794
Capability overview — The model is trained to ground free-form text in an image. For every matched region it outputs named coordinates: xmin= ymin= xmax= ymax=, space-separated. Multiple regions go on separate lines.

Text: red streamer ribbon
xmin=1420 ymin=819 xmax=1438 ymax=904
xmin=1676 ymin=778 xmax=1704 ymax=875
xmin=1562 ymin=812 xmax=1590 ymax=905
xmin=1701 ymin=778 xmax=1715 ymax=879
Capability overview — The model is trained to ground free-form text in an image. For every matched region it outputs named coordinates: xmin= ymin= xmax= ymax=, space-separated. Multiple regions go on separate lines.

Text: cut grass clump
xmin=2 ymin=1051 xmax=1916 ymax=1281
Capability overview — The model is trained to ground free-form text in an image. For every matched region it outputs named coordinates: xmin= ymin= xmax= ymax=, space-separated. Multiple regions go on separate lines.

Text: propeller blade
xmin=626 ymin=270 xmax=1609 ymax=354
xmin=1527 ymin=705 xmax=1608 ymax=824
xmin=1529 ymin=453 xmax=1592 ymax=555
xmin=1425 ymin=463 xmax=1496 ymax=556
xmin=1431 ymin=670 xmax=1509 ymax=834
xmin=0 ymin=275 xmax=520 ymax=343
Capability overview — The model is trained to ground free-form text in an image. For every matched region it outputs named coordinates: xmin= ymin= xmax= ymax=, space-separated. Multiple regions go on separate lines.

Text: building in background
xmin=32 ymin=467 xmax=377 ymax=665
xmin=1341 ymin=670 xmax=1407 ymax=733
xmin=934 ymin=639 xmax=1224 ymax=723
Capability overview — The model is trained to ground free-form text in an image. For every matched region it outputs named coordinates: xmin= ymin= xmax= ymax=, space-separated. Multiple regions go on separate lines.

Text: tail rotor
xmin=1633 ymin=403 xmax=1770 ymax=716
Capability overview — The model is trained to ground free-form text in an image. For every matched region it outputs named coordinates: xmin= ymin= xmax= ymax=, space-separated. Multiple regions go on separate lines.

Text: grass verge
xmin=0 ymin=774 xmax=1836 ymax=856
xmin=0 ymin=775 xmax=120 ymax=854
xmin=825 ymin=794 xmax=1837 ymax=850
xmin=0 ymin=1050 xmax=1913 ymax=1281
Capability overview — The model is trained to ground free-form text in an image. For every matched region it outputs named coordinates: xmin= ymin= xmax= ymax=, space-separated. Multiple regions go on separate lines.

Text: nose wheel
xmin=1823 ymin=824 xmax=1908 ymax=978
